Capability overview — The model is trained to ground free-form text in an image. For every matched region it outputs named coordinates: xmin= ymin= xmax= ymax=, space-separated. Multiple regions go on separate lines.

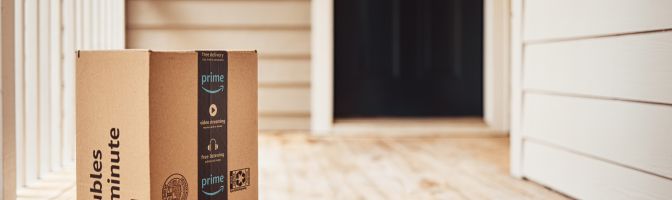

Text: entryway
xmin=333 ymin=0 xmax=486 ymax=131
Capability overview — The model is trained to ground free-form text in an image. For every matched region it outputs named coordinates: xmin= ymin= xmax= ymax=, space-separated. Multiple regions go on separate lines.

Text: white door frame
xmin=508 ymin=0 xmax=524 ymax=178
xmin=311 ymin=0 xmax=511 ymax=134
xmin=310 ymin=0 xmax=334 ymax=133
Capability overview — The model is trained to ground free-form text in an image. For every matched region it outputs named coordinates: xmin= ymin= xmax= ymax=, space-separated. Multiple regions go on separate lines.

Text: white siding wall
xmin=512 ymin=0 xmax=672 ymax=198
xmin=126 ymin=0 xmax=312 ymax=130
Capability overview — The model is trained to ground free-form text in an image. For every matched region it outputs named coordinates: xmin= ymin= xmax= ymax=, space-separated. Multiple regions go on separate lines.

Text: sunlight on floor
xmin=259 ymin=132 xmax=568 ymax=200
xmin=17 ymin=166 xmax=76 ymax=200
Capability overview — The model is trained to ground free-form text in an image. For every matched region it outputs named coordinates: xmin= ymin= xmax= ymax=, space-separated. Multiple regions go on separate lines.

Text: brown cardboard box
xmin=76 ymin=50 xmax=258 ymax=200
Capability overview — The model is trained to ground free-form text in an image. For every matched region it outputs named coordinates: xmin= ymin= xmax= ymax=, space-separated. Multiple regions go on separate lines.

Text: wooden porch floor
xmin=46 ymin=132 xmax=568 ymax=200
xmin=260 ymin=132 xmax=569 ymax=200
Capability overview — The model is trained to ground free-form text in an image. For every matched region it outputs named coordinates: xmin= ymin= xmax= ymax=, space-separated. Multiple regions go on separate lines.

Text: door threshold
xmin=331 ymin=117 xmax=506 ymax=137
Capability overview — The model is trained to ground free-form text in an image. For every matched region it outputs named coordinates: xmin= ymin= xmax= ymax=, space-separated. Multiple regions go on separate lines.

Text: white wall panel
xmin=23 ymin=0 xmax=39 ymax=185
xmin=523 ymin=141 xmax=672 ymax=200
xmin=523 ymin=93 xmax=672 ymax=179
xmin=259 ymin=87 xmax=310 ymax=114
xmin=127 ymin=29 xmax=310 ymax=56
xmin=62 ymin=0 xmax=76 ymax=164
xmin=13 ymin=0 xmax=25 ymax=189
xmin=259 ymin=59 xmax=310 ymax=85
xmin=127 ymin=1 xmax=310 ymax=28
xmin=48 ymin=0 xmax=62 ymax=172
xmin=259 ymin=116 xmax=309 ymax=130
xmin=518 ymin=0 xmax=672 ymax=198
xmin=524 ymin=0 xmax=672 ymax=41
xmin=37 ymin=0 xmax=51 ymax=177
xmin=525 ymin=32 xmax=672 ymax=104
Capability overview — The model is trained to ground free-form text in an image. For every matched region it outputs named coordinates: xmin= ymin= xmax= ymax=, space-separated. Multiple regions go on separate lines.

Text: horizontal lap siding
xmin=127 ymin=29 xmax=310 ymax=56
xmin=524 ymin=0 xmax=672 ymax=42
xmin=524 ymin=32 xmax=672 ymax=104
xmin=520 ymin=0 xmax=672 ymax=198
xmin=258 ymin=116 xmax=309 ymax=130
xmin=259 ymin=59 xmax=310 ymax=86
xmin=523 ymin=141 xmax=672 ymax=200
xmin=259 ymin=87 xmax=310 ymax=114
xmin=126 ymin=0 xmax=311 ymax=130
xmin=127 ymin=1 xmax=309 ymax=28
xmin=523 ymin=93 xmax=672 ymax=179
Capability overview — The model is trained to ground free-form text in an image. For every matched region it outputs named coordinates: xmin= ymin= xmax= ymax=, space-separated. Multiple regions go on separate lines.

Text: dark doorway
xmin=334 ymin=0 xmax=484 ymax=117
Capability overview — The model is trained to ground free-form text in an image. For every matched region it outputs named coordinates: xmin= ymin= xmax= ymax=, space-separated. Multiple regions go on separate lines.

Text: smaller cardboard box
xmin=76 ymin=50 xmax=258 ymax=200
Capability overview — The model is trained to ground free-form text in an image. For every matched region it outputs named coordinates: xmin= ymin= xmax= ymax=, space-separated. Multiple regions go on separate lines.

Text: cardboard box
xmin=76 ymin=50 xmax=258 ymax=200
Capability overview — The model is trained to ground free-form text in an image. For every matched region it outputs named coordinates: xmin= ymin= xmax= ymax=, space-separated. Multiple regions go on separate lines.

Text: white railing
xmin=1 ymin=0 xmax=125 ymax=198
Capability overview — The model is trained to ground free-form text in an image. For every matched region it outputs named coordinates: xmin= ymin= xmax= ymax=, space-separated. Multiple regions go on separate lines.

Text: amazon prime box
xmin=76 ymin=50 xmax=258 ymax=200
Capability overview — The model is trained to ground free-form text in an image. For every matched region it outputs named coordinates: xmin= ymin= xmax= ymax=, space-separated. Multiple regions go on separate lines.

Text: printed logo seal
xmin=229 ymin=168 xmax=251 ymax=192
xmin=162 ymin=173 xmax=189 ymax=200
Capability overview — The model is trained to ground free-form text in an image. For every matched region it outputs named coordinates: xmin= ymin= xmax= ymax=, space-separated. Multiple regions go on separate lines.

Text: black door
xmin=335 ymin=0 xmax=484 ymax=117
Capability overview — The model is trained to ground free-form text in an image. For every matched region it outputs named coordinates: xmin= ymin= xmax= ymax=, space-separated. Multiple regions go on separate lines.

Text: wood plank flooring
xmin=332 ymin=117 xmax=506 ymax=136
xmin=259 ymin=132 xmax=569 ymax=200
xmin=43 ymin=132 xmax=567 ymax=200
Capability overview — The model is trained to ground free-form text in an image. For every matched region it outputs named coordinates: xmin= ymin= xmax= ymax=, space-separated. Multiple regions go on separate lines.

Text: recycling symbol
xmin=234 ymin=171 xmax=247 ymax=186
